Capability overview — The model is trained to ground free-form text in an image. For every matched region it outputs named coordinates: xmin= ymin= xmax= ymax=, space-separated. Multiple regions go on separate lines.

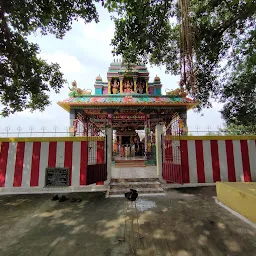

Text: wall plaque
xmin=45 ymin=168 xmax=69 ymax=187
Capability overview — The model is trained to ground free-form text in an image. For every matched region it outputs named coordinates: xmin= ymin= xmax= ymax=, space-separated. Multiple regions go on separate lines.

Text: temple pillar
xmin=155 ymin=124 xmax=165 ymax=183
xmin=108 ymin=79 xmax=111 ymax=94
xmin=69 ymin=109 xmax=76 ymax=136
xmin=146 ymin=79 xmax=149 ymax=94
xmin=147 ymin=120 xmax=151 ymax=152
xmin=144 ymin=121 xmax=148 ymax=154
xmin=134 ymin=77 xmax=137 ymax=93
xmin=85 ymin=118 xmax=89 ymax=136
xmin=180 ymin=109 xmax=188 ymax=135
xmin=105 ymin=126 xmax=113 ymax=185
xmin=120 ymin=78 xmax=123 ymax=93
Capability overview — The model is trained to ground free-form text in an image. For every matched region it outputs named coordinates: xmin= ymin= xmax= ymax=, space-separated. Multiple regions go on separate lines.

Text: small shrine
xmin=57 ymin=60 xmax=198 ymax=161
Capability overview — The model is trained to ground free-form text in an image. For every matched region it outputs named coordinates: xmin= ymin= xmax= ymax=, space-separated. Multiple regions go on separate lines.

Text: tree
xmin=108 ymin=0 xmax=256 ymax=119
xmin=220 ymin=29 xmax=256 ymax=127
xmin=2 ymin=0 xmax=255 ymax=123
xmin=205 ymin=132 xmax=217 ymax=136
xmin=220 ymin=124 xmax=256 ymax=135
xmin=0 ymin=0 xmax=101 ymax=116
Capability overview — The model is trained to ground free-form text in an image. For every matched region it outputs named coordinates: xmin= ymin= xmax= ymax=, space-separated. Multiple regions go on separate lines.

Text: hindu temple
xmin=57 ymin=60 xmax=197 ymax=162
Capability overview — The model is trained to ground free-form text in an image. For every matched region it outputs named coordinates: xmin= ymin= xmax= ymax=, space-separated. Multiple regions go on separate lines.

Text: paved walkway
xmin=111 ymin=166 xmax=158 ymax=179
xmin=0 ymin=188 xmax=256 ymax=256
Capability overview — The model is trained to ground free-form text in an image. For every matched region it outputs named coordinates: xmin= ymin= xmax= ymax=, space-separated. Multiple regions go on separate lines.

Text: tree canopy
xmin=108 ymin=0 xmax=256 ymax=126
xmin=0 ymin=0 xmax=101 ymax=116
xmin=1 ymin=0 xmax=255 ymax=128
xmin=220 ymin=124 xmax=256 ymax=135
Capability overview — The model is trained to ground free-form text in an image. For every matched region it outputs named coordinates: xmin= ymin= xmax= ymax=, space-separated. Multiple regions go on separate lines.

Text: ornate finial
xmin=96 ymin=74 xmax=102 ymax=81
xmin=154 ymin=75 xmax=160 ymax=81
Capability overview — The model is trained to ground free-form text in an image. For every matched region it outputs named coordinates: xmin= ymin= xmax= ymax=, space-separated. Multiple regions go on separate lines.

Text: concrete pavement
xmin=0 ymin=187 xmax=255 ymax=256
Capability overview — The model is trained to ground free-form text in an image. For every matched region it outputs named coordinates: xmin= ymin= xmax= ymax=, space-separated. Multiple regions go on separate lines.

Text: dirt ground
xmin=0 ymin=187 xmax=255 ymax=256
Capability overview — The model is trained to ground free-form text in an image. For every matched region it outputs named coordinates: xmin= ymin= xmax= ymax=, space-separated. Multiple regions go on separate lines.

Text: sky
xmin=0 ymin=5 xmax=225 ymax=137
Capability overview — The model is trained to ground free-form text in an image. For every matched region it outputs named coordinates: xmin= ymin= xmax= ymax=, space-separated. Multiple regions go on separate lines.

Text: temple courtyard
xmin=0 ymin=188 xmax=255 ymax=256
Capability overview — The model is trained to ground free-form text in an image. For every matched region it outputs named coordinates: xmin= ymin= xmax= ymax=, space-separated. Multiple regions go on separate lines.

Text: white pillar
xmin=155 ymin=124 xmax=165 ymax=183
xmin=144 ymin=121 xmax=148 ymax=155
xmin=69 ymin=109 xmax=76 ymax=136
xmin=105 ymin=126 xmax=113 ymax=185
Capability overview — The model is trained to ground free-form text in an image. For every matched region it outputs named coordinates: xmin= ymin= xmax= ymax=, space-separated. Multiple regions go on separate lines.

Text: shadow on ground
xmin=173 ymin=186 xmax=217 ymax=198
xmin=0 ymin=188 xmax=255 ymax=256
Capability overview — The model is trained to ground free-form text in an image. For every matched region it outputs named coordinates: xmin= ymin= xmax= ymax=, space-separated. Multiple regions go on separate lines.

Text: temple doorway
xmin=112 ymin=126 xmax=156 ymax=168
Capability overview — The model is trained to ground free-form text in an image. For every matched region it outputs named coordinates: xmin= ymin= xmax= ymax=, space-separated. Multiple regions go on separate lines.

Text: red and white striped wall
xmin=164 ymin=136 xmax=256 ymax=184
xmin=0 ymin=137 xmax=105 ymax=192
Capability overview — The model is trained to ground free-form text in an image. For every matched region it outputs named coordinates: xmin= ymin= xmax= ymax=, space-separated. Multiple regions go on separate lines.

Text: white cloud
xmin=40 ymin=51 xmax=83 ymax=74
xmin=80 ymin=19 xmax=115 ymax=42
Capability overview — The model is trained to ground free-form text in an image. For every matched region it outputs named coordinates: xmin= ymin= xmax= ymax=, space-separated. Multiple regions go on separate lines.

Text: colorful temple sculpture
xmin=58 ymin=60 xmax=197 ymax=160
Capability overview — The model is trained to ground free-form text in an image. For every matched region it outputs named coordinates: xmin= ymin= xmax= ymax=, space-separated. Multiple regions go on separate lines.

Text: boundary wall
xmin=163 ymin=136 xmax=256 ymax=184
xmin=0 ymin=137 xmax=105 ymax=194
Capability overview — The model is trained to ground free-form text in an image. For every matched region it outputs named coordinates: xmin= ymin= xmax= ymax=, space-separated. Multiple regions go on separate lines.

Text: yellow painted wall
xmin=165 ymin=135 xmax=256 ymax=141
xmin=0 ymin=136 xmax=105 ymax=142
xmin=216 ymin=182 xmax=256 ymax=223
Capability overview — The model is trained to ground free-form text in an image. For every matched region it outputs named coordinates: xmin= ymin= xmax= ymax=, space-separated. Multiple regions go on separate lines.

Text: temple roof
xmin=57 ymin=94 xmax=198 ymax=112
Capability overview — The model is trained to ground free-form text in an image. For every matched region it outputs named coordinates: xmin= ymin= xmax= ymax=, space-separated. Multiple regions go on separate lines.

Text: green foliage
xmin=205 ymin=132 xmax=218 ymax=136
xmin=108 ymin=0 xmax=256 ymax=122
xmin=0 ymin=0 xmax=100 ymax=116
xmin=220 ymin=29 xmax=256 ymax=127
xmin=108 ymin=0 xmax=179 ymax=72
xmin=220 ymin=124 xmax=256 ymax=135
xmin=1 ymin=0 xmax=255 ymax=125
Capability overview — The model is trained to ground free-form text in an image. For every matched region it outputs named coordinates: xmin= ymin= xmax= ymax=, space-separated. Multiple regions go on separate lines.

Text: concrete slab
xmin=0 ymin=188 xmax=256 ymax=256
xmin=216 ymin=182 xmax=256 ymax=223
xmin=0 ymin=185 xmax=108 ymax=195
xmin=111 ymin=166 xmax=157 ymax=179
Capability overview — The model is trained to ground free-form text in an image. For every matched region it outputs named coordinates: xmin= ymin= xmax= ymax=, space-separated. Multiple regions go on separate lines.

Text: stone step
xmin=110 ymin=183 xmax=161 ymax=190
xmin=111 ymin=178 xmax=159 ymax=183
xmin=115 ymin=165 xmax=146 ymax=168
xmin=114 ymin=164 xmax=146 ymax=168
xmin=107 ymin=178 xmax=165 ymax=198
xmin=114 ymin=160 xmax=146 ymax=167
xmin=115 ymin=160 xmax=146 ymax=163
xmin=110 ymin=181 xmax=161 ymax=186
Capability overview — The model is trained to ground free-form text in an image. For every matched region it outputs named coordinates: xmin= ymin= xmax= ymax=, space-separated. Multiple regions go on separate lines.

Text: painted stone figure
xmin=123 ymin=78 xmax=134 ymax=93
xmin=137 ymin=79 xmax=146 ymax=94
xmin=111 ymin=78 xmax=120 ymax=94
xmin=68 ymin=80 xmax=91 ymax=96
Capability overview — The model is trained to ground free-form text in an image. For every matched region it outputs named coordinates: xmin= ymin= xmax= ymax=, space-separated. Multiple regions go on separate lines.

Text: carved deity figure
xmin=123 ymin=80 xmax=127 ymax=92
xmin=111 ymin=78 xmax=120 ymax=94
xmin=68 ymin=80 xmax=78 ymax=97
xmin=123 ymin=78 xmax=134 ymax=93
xmin=68 ymin=80 xmax=91 ymax=97
xmin=137 ymin=79 xmax=146 ymax=94
xmin=69 ymin=80 xmax=77 ymax=92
